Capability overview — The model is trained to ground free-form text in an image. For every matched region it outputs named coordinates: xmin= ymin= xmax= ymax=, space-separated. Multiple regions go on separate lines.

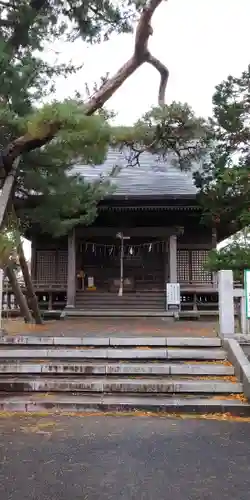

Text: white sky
xmin=23 ymin=0 xmax=250 ymax=258
xmin=48 ymin=0 xmax=250 ymax=122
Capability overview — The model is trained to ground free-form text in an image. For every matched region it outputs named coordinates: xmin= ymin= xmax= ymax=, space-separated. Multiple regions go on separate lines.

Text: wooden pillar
xmin=66 ymin=228 xmax=76 ymax=308
xmin=31 ymin=238 xmax=37 ymax=281
xmin=169 ymin=234 xmax=177 ymax=283
xmin=212 ymin=227 xmax=217 ymax=287
xmin=163 ymin=240 xmax=169 ymax=283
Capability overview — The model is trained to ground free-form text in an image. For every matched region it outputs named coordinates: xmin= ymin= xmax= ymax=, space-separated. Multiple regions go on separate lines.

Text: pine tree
xmin=194 ymin=65 xmax=250 ymax=279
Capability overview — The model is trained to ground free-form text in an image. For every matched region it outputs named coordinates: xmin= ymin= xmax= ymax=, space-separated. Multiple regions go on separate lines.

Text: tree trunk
xmin=5 ymin=266 xmax=33 ymax=323
xmin=0 ymin=157 xmax=20 ymax=228
xmin=17 ymin=238 xmax=43 ymax=324
xmin=9 ymin=204 xmax=43 ymax=325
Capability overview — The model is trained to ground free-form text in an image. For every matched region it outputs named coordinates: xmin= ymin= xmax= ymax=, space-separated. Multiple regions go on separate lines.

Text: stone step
xmin=76 ymin=299 xmax=165 ymax=311
xmin=75 ymin=298 xmax=164 ymax=302
xmin=0 ymin=393 xmax=249 ymax=416
xmin=0 ymin=377 xmax=242 ymax=393
xmin=75 ymin=295 xmax=164 ymax=298
xmin=76 ymin=292 xmax=165 ymax=296
xmin=0 ymin=348 xmax=227 ymax=360
xmin=0 ymin=362 xmax=234 ymax=376
xmin=64 ymin=310 xmax=174 ymax=317
xmin=0 ymin=336 xmax=222 ymax=348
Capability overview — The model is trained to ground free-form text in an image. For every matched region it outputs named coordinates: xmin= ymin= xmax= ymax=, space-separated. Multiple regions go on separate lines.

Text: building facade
xmin=25 ymin=149 xmax=219 ymax=315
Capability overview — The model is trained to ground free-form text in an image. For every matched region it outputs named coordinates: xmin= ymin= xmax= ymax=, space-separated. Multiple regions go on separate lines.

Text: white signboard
xmin=88 ymin=276 xmax=94 ymax=288
xmin=244 ymin=270 xmax=250 ymax=319
xmin=166 ymin=283 xmax=180 ymax=309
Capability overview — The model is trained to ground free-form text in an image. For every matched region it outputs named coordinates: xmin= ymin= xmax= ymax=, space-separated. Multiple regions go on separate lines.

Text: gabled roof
xmin=71 ymin=148 xmax=198 ymax=200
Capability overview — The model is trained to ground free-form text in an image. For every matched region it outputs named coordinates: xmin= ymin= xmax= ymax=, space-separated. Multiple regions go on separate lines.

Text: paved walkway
xmin=2 ymin=317 xmax=218 ymax=337
xmin=0 ymin=415 xmax=249 ymax=499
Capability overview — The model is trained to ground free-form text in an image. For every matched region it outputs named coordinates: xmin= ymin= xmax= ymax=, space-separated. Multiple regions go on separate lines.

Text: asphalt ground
xmin=0 ymin=414 xmax=250 ymax=499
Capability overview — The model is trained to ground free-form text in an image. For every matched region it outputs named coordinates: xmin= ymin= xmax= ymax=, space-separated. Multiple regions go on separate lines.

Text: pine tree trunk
xmin=8 ymin=204 xmax=43 ymax=325
xmin=5 ymin=266 xmax=33 ymax=323
xmin=17 ymin=238 xmax=43 ymax=324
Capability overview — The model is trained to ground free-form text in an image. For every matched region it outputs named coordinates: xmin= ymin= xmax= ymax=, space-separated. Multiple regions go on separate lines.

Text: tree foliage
xmin=206 ymin=237 xmax=250 ymax=283
xmin=194 ymin=65 xmax=250 ymax=234
xmin=193 ymin=65 xmax=250 ymax=278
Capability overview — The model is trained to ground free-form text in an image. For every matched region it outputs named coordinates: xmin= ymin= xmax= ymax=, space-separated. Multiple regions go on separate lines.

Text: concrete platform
xmin=1 ymin=317 xmax=218 ymax=337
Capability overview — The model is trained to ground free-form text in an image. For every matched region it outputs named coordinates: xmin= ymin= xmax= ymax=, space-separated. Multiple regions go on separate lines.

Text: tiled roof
xmin=71 ymin=149 xmax=198 ymax=199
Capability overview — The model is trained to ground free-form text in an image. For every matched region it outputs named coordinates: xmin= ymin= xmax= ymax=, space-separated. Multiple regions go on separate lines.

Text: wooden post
xmin=169 ymin=234 xmax=177 ymax=283
xmin=66 ymin=228 xmax=76 ymax=308
xmin=48 ymin=292 xmax=53 ymax=310
xmin=212 ymin=228 xmax=217 ymax=287
xmin=163 ymin=240 xmax=168 ymax=284
xmin=31 ymin=238 xmax=36 ymax=280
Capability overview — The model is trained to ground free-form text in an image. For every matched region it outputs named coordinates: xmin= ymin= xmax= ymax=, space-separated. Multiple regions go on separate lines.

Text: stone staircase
xmin=0 ymin=335 xmax=249 ymax=415
xmin=75 ymin=291 xmax=165 ymax=312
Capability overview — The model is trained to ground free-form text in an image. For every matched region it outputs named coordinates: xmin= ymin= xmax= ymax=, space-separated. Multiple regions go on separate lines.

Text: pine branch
xmin=0 ymin=0 xmax=169 ymax=232
xmin=5 ymin=0 xmax=48 ymax=54
xmin=2 ymin=0 xmax=168 ymax=166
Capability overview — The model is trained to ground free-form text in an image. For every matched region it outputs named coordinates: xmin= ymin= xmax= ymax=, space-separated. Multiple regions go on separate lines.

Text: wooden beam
xmin=76 ymin=227 xmax=181 ymax=238
xmin=177 ymin=243 xmax=213 ymax=250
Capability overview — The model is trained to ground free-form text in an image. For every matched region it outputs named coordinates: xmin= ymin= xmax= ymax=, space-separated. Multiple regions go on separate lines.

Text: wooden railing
xmin=3 ymin=280 xmax=67 ymax=291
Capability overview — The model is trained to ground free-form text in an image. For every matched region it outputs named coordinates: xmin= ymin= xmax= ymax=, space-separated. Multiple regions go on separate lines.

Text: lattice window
xmin=177 ymin=250 xmax=190 ymax=283
xmin=57 ymin=250 xmax=68 ymax=284
xmin=36 ymin=251 xmax=56 ymax=283
xmin=191 ymin=250 xmax=212 ymax=284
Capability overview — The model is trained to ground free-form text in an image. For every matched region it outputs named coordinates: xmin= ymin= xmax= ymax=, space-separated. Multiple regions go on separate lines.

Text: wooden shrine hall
xmin=12 ymin=149 xmax=229 ymax=316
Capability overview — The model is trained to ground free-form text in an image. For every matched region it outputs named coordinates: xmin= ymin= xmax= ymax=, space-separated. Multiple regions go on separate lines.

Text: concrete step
xmin=75 ymin=304 xmax=164 ymax=308
xmin=0 ymin=377 xmax=242 ymax=393
xmin=76 ymin=289 xmax=165 ymax=296
xmin=64 ymin=310 xmax=173 ymax=317
xmin=0 ymin=348 xmax=227 ymax=360
xmin=0 ymin=393 xmax=249 ymax=415
xmin=0 ymin=362 xmax=234 ymax=376
xmin=0 ymin=336 xmax=222 ymax=347
xmin=75 ymin=296 xmax=164 ymax=301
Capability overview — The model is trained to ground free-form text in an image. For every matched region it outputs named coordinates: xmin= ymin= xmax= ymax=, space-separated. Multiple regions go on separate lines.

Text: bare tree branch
xmin=146 ymin=53 xmax=169 ymax=106
xmin=85 ymin=0 xmax=168 ymax=113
